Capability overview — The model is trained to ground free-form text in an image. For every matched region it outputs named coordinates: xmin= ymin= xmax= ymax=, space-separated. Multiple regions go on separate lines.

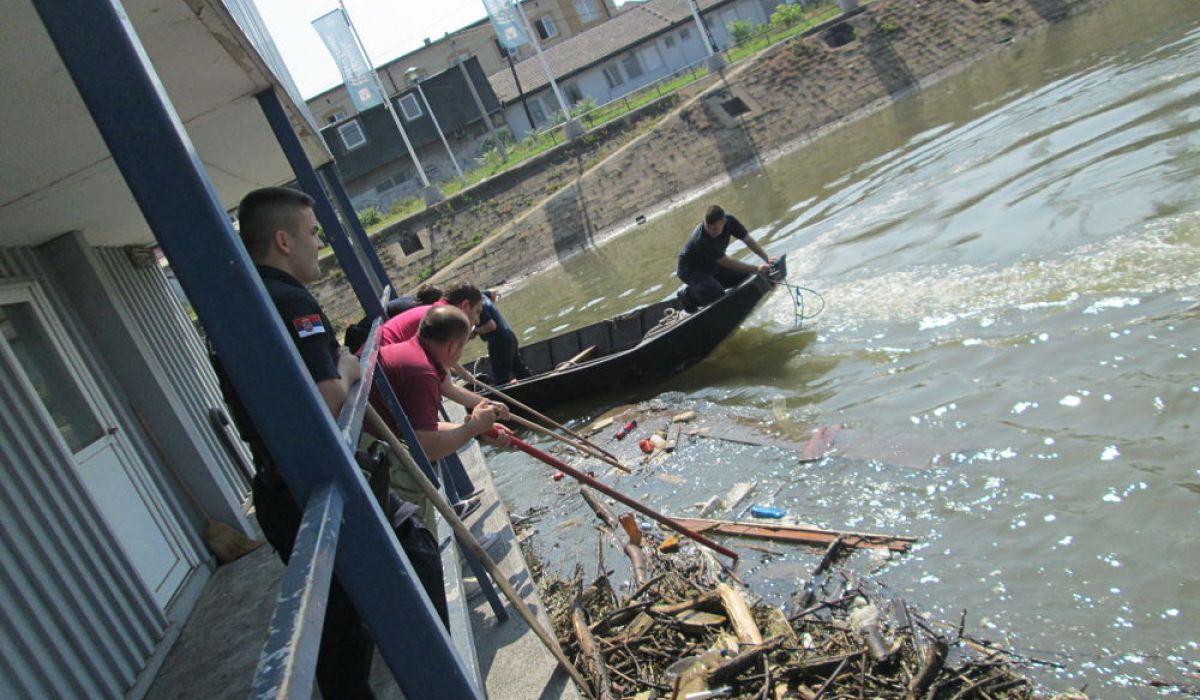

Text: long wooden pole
xmin=509 ymin=414 xmax=630 ymax=473
xmin=455 ymin=367 xmax=621 ymax=462
xmin=495 ymin=429 xmax=739 ymax=562
xmin=394 ymin=445 xmax=595 ymax=698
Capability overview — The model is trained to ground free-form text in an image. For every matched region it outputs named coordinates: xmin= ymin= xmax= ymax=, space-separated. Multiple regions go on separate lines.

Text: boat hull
xmin=470 ymin=267 xmax=780 ymax=411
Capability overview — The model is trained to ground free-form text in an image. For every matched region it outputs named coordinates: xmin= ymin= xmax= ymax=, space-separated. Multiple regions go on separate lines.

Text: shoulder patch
xmin=292 ymin=314 xmax=326 ymax=338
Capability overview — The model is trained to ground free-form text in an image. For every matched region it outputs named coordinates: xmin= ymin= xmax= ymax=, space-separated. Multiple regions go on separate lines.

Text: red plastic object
xmin=552 ymin=471 xmax=565 ymax=481
xmin=638 ymin=438 xmax=654 ymax=454
xmin=490 ymin=427 xmax=738 ymax=561
xmin=614 ymin=420 xmax=637 ymax=440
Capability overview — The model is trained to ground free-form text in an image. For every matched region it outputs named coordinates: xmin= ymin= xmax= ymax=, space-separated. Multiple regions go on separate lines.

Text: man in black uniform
xmin=676 ymin=205 xmax=776 ymax=312
xmin=213 ymin=187 xmax=446 ymax=700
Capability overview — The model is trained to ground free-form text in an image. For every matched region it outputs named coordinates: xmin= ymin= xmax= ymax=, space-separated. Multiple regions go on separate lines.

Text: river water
xmin=480 ymin=1 xmax=1200 ymax=693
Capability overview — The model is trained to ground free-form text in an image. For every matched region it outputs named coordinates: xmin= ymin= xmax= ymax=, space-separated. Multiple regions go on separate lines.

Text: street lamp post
xmin=407 ymin=67 xmax=466 ymax=184
xmin=337 ymin=1 xmax=443 ymax=205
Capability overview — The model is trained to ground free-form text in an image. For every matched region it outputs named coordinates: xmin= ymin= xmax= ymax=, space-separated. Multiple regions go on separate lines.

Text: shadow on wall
xmin=862 ymin=24 xmax=917 ymax=99
xmin=1024 ymin=0 xmax=1070 ymax=21
xmin=546 ymin=180 xmax=596 ymax=260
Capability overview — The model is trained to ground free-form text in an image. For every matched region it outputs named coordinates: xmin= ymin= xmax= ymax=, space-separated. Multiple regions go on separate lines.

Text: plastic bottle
xmin=749 ymin=505 xmax=786 ymax=519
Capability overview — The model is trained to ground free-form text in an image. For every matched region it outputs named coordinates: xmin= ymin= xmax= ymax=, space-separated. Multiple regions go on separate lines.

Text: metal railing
xmin=30 ymin=2 xmax=497 ymax=698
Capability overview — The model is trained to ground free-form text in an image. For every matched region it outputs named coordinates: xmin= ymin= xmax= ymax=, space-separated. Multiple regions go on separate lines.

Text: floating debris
xmin=530 ymin=487 xmax=1076 ymax=700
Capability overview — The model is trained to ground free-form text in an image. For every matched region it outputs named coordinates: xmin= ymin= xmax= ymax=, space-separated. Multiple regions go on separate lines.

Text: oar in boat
xmin=493 ymin=427 xmax=739 ymax=562
xmin=454 ymin=366 xmax=622 ymax=463
xmin=506 ymin=414 xmax=631 ymax=473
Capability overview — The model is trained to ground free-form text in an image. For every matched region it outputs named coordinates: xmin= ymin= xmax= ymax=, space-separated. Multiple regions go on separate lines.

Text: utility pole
xmin=505 ymin=47 xmax=537 ymax=134
xmin=684 ymin=0 xmax=725 ymax=73
xmin=336 ymin=1 xmax=443 ymax=205
xmin=456 ymin=57 xmax=507 ymax=161
xmin=512 ymin=0 xmax=583 ymax=140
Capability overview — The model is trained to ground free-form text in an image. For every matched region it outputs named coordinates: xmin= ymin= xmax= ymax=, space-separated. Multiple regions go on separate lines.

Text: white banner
xmin=482 ymin=0 xmax=529 ymax=51
xmin=312 ymin=9 xmax=384 ymax=112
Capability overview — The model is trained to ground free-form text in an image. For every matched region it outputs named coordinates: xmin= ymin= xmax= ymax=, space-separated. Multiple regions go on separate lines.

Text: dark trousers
xmin=253 ymin=472 xmax=447 ymax=700
xmin=678 ymin=266 xmax=750 ymax=312
xmin=486 ymin=328 xmax=531 ymax=383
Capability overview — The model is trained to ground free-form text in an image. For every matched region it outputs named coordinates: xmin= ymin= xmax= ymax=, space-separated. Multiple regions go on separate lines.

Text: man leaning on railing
xmin=210 ymin=186 xmax=448 ymax=700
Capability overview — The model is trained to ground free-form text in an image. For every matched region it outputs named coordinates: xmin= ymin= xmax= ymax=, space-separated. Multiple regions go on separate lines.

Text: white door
xmin=0 ymin=282 xmax=190 ymax=610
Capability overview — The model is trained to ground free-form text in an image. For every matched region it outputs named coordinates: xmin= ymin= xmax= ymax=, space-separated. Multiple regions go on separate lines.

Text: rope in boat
xmin=645 ymin=307 xmax=687 ymax=338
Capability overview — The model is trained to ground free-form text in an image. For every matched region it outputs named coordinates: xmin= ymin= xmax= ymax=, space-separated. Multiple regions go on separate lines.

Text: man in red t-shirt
xmin=376 ymin=305 xmax=511 ymax=462
xmin=379 ymin=281 xmax=485 ymax=346
xmin=378 ymin=281 xmax=508 ymax=419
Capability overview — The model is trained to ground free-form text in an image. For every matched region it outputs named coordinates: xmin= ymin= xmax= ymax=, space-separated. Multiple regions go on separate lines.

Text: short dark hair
xmin=443 ymin=281 xmax=483 ymax=307
xmin=704 ymin=205 xmax=726 ymax=226
xmin=415 ymin=284 xmax=443 ymax=305
xmin=238 ymin=187 xmax=314 ymax=259
xmin=419 ymin=305 xmax=471 ymax=344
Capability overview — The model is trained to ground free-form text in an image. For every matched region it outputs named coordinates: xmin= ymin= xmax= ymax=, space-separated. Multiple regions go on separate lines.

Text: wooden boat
xmin=468 ymin=257 xmax=786 ymax=411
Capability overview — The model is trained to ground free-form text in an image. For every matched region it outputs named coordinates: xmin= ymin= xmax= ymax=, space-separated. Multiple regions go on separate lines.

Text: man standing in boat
xmin=676 ymin=205 xmax=776 ymax=312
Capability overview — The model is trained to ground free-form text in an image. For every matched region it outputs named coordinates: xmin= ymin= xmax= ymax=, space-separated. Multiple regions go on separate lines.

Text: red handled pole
xmin=493 ymin=427 xmax=739 ymax=562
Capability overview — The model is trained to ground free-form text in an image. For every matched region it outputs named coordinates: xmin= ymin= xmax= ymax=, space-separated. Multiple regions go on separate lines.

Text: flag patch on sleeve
xmin=292 ymin=314 xmax=325 ymax=338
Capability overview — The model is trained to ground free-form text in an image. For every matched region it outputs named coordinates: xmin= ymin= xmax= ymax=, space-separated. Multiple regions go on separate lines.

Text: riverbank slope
xmin=313 ymin=0 xmax=1108 ymax=327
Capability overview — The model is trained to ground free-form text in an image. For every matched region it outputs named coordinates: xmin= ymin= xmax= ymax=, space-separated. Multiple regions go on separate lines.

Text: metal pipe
xmin=496 ymin=429 xmax=740 ymax=561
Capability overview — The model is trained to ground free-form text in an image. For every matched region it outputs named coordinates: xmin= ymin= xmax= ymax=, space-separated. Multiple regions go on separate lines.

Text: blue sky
xmin=252 ymin=0 xmax=493 ymax=97
xmin=252 ymin=0 xmax=632 ymax=98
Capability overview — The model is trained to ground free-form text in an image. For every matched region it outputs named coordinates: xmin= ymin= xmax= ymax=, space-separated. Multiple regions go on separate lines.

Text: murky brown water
xmin=478 ymin=2 xmax=1200 ymax=694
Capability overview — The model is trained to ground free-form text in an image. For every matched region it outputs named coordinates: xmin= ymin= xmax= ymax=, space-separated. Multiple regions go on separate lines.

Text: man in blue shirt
xmin=676 ymin=205 xmax=775 ymax=312
xmin=475 ymin=289 xmax=530 ymax=384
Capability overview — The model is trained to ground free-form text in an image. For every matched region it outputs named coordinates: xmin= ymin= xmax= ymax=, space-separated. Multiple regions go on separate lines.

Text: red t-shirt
xmin=373 ymin=336 xmax=446 ymax=432
xmin=378 ymin=299 xmax=449 ymax=346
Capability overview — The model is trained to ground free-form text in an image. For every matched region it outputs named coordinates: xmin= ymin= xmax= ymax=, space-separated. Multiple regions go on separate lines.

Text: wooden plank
xmin=668 ymin=517 xmax=917 ymax=553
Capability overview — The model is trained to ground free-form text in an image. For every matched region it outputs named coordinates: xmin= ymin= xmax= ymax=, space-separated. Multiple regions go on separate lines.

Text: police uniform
xmin=212 ymin=264 xmax=445 ymax=700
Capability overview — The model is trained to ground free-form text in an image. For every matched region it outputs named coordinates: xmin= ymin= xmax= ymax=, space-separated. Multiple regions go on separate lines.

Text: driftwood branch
xmin=706 ymin=637 xmax=785 ymax=685
xmin=717 ymin=582 xmax=763 ymax=645
xmin=572 ymin=578 xmax=615 ymax=700
xmin=580 ymin=487 xmax=647 ymax=587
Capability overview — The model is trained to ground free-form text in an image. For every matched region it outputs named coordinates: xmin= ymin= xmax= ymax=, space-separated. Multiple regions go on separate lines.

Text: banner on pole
xmin=312 ymin=9 xmax=384 ymax=112
xmin=482 ymin=0 xmax=528 ymax=50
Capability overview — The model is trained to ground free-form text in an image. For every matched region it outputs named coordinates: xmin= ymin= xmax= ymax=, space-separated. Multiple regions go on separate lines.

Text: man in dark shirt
xmin=676 ymin=205 xmax=775 ymax=312
xmin=212 ymin=187 xmax=446 ymax=699
xmin=343 ymin=283 xmax=442 ymax=355
xmin=474 ymin=289 xmax=530 ymax=385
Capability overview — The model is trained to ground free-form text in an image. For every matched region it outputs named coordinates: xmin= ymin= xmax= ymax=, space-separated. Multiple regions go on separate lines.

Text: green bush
xmin=770 ymin=3 xmax=806 ymax=30
xmin=877 ymin=17 xmax=901 ymax=35
xmin=729 ymin=19 xmax=757 ymax=45
xmin=357 ymin=207 xmax=382 ymax=227
xmin=570 ymin=97 xmax=598 ymax=118
xmin=388 ymin=197 xmax=420 ymax=217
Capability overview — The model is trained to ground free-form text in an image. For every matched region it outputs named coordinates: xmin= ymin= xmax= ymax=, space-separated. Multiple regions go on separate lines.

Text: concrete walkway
xmin=144 ymin=436 xmax=580 ymax=700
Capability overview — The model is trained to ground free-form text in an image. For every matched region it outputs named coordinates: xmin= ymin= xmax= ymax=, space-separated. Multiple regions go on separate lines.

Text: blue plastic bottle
xmin=749 ymin=505 xmax=786 ymax=519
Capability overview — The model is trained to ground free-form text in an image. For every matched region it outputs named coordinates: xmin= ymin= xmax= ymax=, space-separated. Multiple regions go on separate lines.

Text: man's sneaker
xmin=453 ymin=496 xmax=482 ymax=520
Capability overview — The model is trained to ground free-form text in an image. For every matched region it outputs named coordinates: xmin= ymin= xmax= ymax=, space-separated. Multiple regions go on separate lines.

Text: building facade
xmin=0 ymin=0 xmax=332 ymax=696
xmin=305 ymin=0 xmax=620 ymax=128
xmin=318 ymin=57 xmax=504 ymax=211
xmin=489 ymin=0 xmax=783 ymax=139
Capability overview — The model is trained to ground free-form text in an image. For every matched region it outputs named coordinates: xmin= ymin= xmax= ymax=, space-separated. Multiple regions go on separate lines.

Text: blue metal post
xmin=256 ymin=89 xmax=384 ymax=319
xmin=319 ymin=162 xmax=393 ymax=296
xmin=250 ymin=482 xmax=344 ymax=698
xmin=29 ymin=2 xmax=482 ymax=697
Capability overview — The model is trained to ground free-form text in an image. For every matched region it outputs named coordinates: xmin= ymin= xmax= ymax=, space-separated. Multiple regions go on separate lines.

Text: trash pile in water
xmin=526 ymin=488 xmax=1078 ymax=700
xmin=508 ymin=401 xmax=1084 ymax=699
